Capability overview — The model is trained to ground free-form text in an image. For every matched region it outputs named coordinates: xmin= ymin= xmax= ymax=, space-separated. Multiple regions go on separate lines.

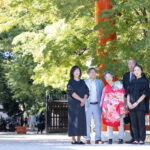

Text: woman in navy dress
xmin=67 ymin=66 xmax=89 ymax=144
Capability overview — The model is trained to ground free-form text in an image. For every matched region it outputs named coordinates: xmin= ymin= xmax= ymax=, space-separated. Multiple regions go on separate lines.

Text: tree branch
xmin=140 ymin=7 xmax=148 ymax=24
xmin=75 ymin=48 xmax=87 ymax=55
xmin=134 ymin=8 xmax=148 ymax=37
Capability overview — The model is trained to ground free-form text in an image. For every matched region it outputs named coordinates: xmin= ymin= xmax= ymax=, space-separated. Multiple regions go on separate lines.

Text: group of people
xmin=67 ymin=59 xmax=150 ymax=145
xmin=28 ymin=112 xmax=45 ymax=134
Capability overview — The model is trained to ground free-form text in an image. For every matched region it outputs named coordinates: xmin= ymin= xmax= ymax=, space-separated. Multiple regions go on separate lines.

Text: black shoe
xmin=139 ymin=141 xmax=145 ymax=145
xmin=118 ymin=139 xmax=123 ymax=144
xmin=108 ymin=139 xmax=112 ymax=144
xmin=77 ymin=141 xmax=85 ymax=144
xmin=95 ymin=140 xmax=104 ymax=144
xmin=125 ymin=139 xmax=134 ymax=144
xmin=71 ymin=141 xmax=77 ymax=144
xmin=132 ymin=140 xmax=139 ymax=144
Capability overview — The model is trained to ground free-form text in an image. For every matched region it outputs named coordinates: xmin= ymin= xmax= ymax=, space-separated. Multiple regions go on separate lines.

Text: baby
xmin=112 ymin=81 xmax=123 ymax=91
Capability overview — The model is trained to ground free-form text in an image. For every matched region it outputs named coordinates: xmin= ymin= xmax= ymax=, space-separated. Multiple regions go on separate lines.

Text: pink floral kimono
xmin=100 ymin=82 xmax=128 ymax=127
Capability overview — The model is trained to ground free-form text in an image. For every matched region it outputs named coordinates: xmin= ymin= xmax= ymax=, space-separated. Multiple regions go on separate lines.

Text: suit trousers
xmin=85 ymin=104 xmax=101 ymax=141
xmin=130 ymin=109 xmax=146 ymax=141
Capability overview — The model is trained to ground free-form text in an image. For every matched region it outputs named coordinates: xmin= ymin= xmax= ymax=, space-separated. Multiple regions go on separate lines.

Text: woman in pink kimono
xmin=100 ymin=72 xmax=128 ymax=144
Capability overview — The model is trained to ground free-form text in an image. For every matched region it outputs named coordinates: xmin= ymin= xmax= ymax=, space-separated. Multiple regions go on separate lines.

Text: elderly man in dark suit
xmin=123 ymin=59 xmax=136 ymax=144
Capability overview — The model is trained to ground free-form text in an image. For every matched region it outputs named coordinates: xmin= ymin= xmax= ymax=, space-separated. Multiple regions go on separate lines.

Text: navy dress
xmin=67 ymin=79 xmax=89 ymax=136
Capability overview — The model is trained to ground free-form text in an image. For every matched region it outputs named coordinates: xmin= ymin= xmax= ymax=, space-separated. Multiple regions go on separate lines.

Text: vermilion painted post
xmin=95 ymin=0 xmax=117 ymax=131
xmin=95 ymin=0 xmax=116 ymax=44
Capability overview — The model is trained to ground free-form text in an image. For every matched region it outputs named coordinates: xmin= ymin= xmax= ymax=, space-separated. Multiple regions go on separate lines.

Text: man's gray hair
xmin=87 ymin=67 xmax=97 ymax=74
xmin=128 ymin=58 xmax=136 ymax=64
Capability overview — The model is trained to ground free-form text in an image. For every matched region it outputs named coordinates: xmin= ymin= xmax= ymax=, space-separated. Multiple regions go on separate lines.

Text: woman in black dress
xmin=127 ymin=64 xmax=150 ymax=144
xmin=67 ymin=66 xmax=89 ymax=144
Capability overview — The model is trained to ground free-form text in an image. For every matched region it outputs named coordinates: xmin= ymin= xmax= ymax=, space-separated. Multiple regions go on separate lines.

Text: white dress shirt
xmin=89 ymin=80 xmax=97 ymax=102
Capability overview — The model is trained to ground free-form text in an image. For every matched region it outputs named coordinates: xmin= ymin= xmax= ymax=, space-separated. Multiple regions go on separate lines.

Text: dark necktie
xmin=130 ymin=72 xmax=135 ymax=82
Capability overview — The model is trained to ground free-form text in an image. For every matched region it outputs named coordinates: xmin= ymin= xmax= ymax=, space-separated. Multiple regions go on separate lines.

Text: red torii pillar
xmin=95 ymin=0 xmax=117 ymax=83
xmin=95 ymin=0 xmax=118 ymax=131
xmin=95 ymin=0 xmax=116 ymax=44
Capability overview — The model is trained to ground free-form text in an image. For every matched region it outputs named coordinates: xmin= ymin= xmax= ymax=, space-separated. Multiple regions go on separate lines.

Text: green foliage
xmin=0 ymin=0 xmax=149 ymax=114
xmin=0 ymin=0 xmax=97 ymax=90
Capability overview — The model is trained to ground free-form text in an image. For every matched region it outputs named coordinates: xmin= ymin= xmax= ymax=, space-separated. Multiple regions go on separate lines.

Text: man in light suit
xmin=84 ymin=67 xmax=104 ymax=144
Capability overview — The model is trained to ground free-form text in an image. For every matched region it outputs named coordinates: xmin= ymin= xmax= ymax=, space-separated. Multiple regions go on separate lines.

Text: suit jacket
xmin=123 ymin=72 xmax=131 ymax=124
xmin=84 ymin=78 xmax=103 ymax=111
xmin=123 ymin=72 xmax=131 ymax=97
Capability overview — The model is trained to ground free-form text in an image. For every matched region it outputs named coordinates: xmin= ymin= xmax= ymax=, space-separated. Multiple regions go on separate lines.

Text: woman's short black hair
xmin=134 ymin=64 xmax=143 ymax=72
xmin=70 ymin=66 xmax=82 ymax=79
xmin=134 ymin=64 xmax=145 ymax=77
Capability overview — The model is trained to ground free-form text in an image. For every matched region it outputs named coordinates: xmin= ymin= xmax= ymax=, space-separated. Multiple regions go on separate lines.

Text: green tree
xmin=0 ymin=0 xmax=149 ymax=114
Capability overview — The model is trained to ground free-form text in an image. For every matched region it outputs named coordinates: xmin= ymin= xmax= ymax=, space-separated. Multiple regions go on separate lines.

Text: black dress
xmin=67 ymin=79 xmax=89 ymax=136
xmin=127 ymin=75 xmax=150 ymax=141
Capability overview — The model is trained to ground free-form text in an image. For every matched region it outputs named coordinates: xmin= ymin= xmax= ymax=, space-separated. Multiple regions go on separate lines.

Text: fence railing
xmin=46 ymin=94 xmax=68 ymax=133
